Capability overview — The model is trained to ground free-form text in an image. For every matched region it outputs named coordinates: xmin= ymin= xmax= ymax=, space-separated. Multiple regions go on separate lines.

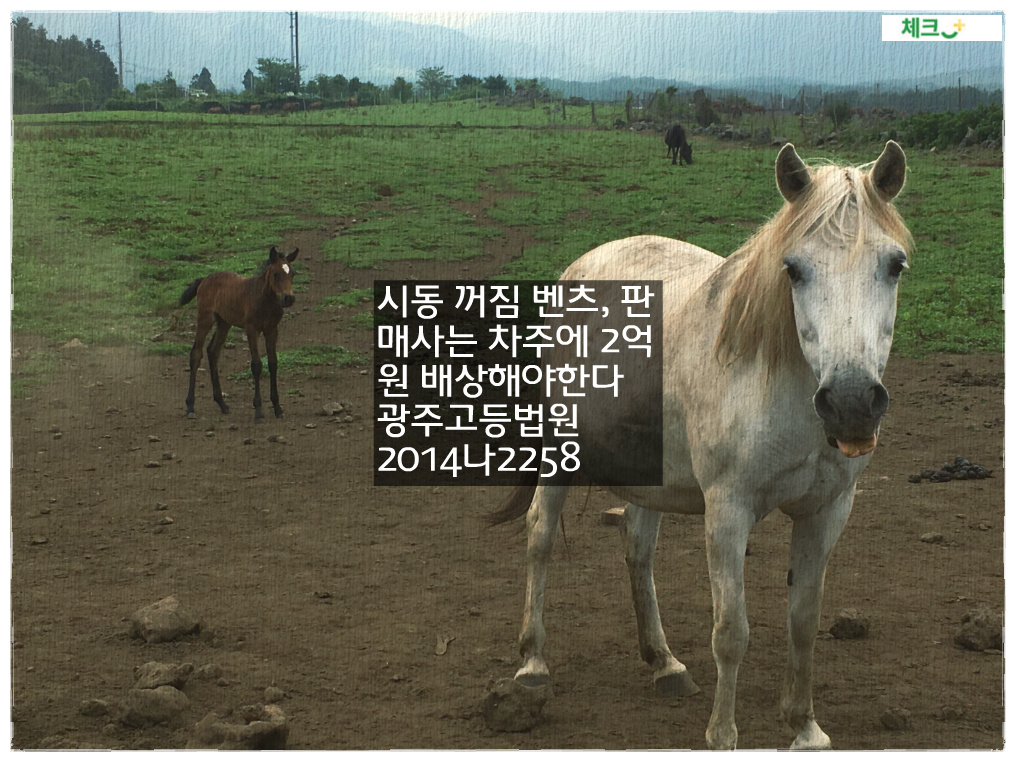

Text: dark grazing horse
xmin=664 ymin=123 xmax=693 ymax=165
xmin=180 ymin=246 xmax=299 ymax=421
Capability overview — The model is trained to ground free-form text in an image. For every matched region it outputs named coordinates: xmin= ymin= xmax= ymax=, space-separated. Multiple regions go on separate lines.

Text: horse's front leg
xmin=703 ymin=496 xmax=754 ymax=750
xmin=622 ymin=503 xmax=699 ymax=696
xmin=264 ymin=326 xmax=284 ymax=418
xmin=781 ymin=493 xmax=853 ymax=750
xmin=245 ymin=328 xmax=265 ymax=421
xmin=515 ymin=484 xmax=569 ymax=687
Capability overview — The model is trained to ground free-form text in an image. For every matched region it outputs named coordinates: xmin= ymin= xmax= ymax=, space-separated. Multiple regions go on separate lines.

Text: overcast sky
xmin=13 ymin=8 xmax=1004 ymax=91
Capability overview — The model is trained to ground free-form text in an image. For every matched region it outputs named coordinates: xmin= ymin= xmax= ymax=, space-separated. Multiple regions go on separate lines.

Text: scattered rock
xmin=934 ymin=705 xmax=966 ymax=721
xmin=955 ymin=606 xmax=1003 ymax=652
xmin=129 ymin=595 xmax=201 ymax=643
xmin=435 ymin=635 xmax=455 ymax=655
xmin=190 ymin=704 xmax=289 ymax=750
xmin=133 ymin=661 xmax=194 ymax=690
xmin=919 ymin=532 xmax=945 ymax=544
xmin=480 ymin=677 xmax=553 ymax=732
xmin=829 ymin=608 xmax=869 ymax=640
xmin=78 ymin=698 xmax=111 ymax=717
xmin=879 ymin=706 xmax=912 ymax=731
xmin=118 ymin=685 xmax=190 ymax=727
xmin=959 ymin=126 xmax=979 ymax=148
xmin=144 ymin=461 xmax=162 ymax=469
xmin=61 ymin=338 xmax=87 ymax=350
xmin=320 ymin=402 xmax=345 ymax=416
xmin=264 ymin=686 xmax=285 ymax=704
xmin=193 ymin=663 xmax=224 ymax=681
xmin=30 ymin=536 xmax=49 ymax=546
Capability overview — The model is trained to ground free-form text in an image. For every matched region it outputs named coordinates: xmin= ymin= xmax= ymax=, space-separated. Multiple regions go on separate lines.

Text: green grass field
xmin=12 ymin=105 xmax=1003 ymax=369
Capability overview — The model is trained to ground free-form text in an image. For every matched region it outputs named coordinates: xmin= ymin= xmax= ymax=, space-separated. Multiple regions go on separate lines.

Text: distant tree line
xmin=11 ymin=13 xmax=1001 ymax=129
xmin=12 ymin=16 xmax=120 ymax=113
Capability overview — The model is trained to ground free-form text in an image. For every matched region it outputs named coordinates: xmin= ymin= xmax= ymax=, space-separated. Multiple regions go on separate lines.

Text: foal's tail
xmin=179 ymin=278 xmax=203 ymax=306
xmin=487 ymin=472 xmax=539 ymax=526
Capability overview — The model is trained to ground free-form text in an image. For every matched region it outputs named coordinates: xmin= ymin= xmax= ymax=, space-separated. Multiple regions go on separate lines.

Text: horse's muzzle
xmin=281 ymin=294 xmax=296 ymax=308
xmin=814 ymin=372 xmax=889 ymax=451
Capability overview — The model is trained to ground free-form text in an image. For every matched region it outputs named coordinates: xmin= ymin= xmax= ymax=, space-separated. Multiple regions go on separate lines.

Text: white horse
xmin=492 ymin=142 xmax=913 ymax=749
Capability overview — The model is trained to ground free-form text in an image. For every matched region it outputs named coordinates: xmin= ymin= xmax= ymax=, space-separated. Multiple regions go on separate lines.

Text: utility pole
xmin=289 ymin=11 xmax=300 ymax=93
xmin=958 ymin=77 xmax=962 ymax=110
xmin=117 ymin=13 xmax=124 ymax=90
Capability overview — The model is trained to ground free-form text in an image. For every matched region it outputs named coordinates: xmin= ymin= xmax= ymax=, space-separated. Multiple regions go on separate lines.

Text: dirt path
xmin=10 ymin=196 xmax=1004 ymax=749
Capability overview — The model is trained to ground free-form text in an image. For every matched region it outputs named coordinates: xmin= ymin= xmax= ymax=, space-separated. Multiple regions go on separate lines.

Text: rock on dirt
xmin=78 ymin=698 xmax=111 ymax=717
xmin=880 ymin=706 xmax=913 ymax=731
xmin=319 ymin=402 xmax=345 ymax=416
xmin=193 ymin=663 xmax=224 ymax=681
xmin=133 ymin=662 xmax=194 ymax=690
xmin=829 ymin=609 xmax=870 ymax=640
xmin=955 ymin=606 xmax=1003 ymax=652
xmin=480 ymin=677 xmax=553 ymax=732
xmin=129 ymin=595 xmax=201 ymax=643
xmin=189 ymin=704 xmax=289 ymax=750
xmin=117 ymin=685 xmax=190 ymax=727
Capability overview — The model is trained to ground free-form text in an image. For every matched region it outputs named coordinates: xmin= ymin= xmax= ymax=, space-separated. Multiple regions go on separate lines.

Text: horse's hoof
xmin=217 ymin=403 xmax=230 ymax=414
xmin=186 ymin=411 xmax=196 ymax=419
xmin=654 ymin=668 xmax=700 ymax=697
xmin=514 ymin=671 xmax=551 ymax=689
xmin=790 ymin=722 xmax=831 ymax=750
xmin=274 ymin=411 xmax=285 ymax=419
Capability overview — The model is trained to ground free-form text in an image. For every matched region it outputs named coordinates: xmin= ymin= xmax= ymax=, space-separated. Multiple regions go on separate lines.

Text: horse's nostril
xmin=869 ymin=384 xmax=890 ymax=420
xmin=813 ymin=386 xmax=838 ymax=423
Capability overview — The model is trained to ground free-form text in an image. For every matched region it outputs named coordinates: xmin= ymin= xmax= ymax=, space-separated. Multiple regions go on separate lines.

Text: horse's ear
xmin=286 ymin=248 xmax=299 ymax=262
xmin=269 ymin=246 xmax=281 ymax=262
xmin=869 ymin=140 xmax=906 ymax=202
xmin=776 ymin=143 xmax=812 ymax=202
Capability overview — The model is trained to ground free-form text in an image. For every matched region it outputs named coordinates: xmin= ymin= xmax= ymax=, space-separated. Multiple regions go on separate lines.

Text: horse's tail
xmin=179 ymin=278 xmax=203 ymax=306
xmin=487 ymin=472 xmax=539 ymax=526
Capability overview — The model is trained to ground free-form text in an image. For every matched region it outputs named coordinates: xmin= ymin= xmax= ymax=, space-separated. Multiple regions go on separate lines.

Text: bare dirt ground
xmin=10 ymin=201 xmax=1004 ymax=749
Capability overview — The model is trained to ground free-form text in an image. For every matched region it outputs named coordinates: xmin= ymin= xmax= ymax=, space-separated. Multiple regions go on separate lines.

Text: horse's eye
xmin=783 ymin=259 xmax=804 ymax=285
xmin=887 ymin=257 xmax=907 ymax=279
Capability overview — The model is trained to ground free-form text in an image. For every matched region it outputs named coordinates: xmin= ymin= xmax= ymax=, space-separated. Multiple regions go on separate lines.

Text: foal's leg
xmin=621 ymin=503 xmax=700 ymax=696
xmin=206 ymin=316 xmax=231 ymax=414
xmin=264 ymin=325 xmax=284 ymax=418
xmin=515 ymin=484 xmax=570 ymax=687
xmin=781 ymin=494 xmax=852 ymax=750
xmin=185 ymin=310 xmax=215 ymax=418
xmin=245 ymin=327 xmax=265 ymax=421
xmin=703 ymin=498 xmax=754 ymax=750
